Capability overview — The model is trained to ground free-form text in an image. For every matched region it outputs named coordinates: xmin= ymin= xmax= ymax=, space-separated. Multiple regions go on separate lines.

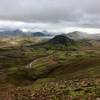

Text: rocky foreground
xmin=0 ymin=78 xmax=100 ymax=100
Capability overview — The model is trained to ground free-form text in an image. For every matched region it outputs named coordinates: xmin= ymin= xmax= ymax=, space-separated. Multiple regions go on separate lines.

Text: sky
xmin=0 ymin=0 xmax=100 ymax=33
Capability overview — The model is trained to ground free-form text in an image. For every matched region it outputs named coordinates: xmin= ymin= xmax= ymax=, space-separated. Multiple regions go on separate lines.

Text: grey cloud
xmin=0 ymin=0 xmax=100 ymax=28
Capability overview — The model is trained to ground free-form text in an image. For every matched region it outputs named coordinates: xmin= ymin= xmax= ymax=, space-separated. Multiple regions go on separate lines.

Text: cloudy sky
xmin=0 ymin=0 xmax=100 ymax=33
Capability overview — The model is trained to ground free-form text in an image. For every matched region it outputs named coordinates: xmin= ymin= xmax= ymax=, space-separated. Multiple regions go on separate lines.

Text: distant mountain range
xmin=0 ymin=28 xmax=100 ymax=40
xmin=0 ymin=29 xmax=53 ymax=37
xmin=0 ymin=29 xmax=26 ymax=37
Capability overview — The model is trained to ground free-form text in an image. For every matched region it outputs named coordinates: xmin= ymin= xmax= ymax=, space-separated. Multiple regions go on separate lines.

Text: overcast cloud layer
xmin=0 ymin=0 xmax=100 ymax=33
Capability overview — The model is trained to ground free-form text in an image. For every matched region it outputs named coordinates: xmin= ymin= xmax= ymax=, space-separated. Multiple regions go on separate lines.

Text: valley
xmin=0 ymin=33 xmax=100 ymax=100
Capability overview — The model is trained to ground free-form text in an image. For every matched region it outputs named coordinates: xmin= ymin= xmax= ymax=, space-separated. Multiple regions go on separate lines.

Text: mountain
xmin=0 ymin=29 xmax=26 ymax=37
xmin=37 ymin=34 xmax=92 ymax=50
xmin=48 ymin=35 xmax=75 ymax=46
xmin=66 ymin=31 xmax=100 ymax=40
xmin=32 ymin=32 xmax=45 ymax=36
xmin=32 ymin=31 xmax=53 ymax=37
xmin=66 ymin=31 xmax=89 ymax=40
xmin=0 ymin=28 xmax=53 ymax=37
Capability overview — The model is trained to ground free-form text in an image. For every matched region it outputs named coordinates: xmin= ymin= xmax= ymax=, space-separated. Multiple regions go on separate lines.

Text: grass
xmin=0 ymin=37 xmax=100 ymax=99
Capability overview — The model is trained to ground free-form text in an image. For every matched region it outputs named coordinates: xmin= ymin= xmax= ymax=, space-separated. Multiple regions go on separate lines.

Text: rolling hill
xmin=38 ymin=34 xmax=92 ymax=50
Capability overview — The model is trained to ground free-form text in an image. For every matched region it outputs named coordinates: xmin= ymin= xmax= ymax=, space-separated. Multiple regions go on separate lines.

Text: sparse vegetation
xmin=0 ymin=36 xmax=100 ymax=100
